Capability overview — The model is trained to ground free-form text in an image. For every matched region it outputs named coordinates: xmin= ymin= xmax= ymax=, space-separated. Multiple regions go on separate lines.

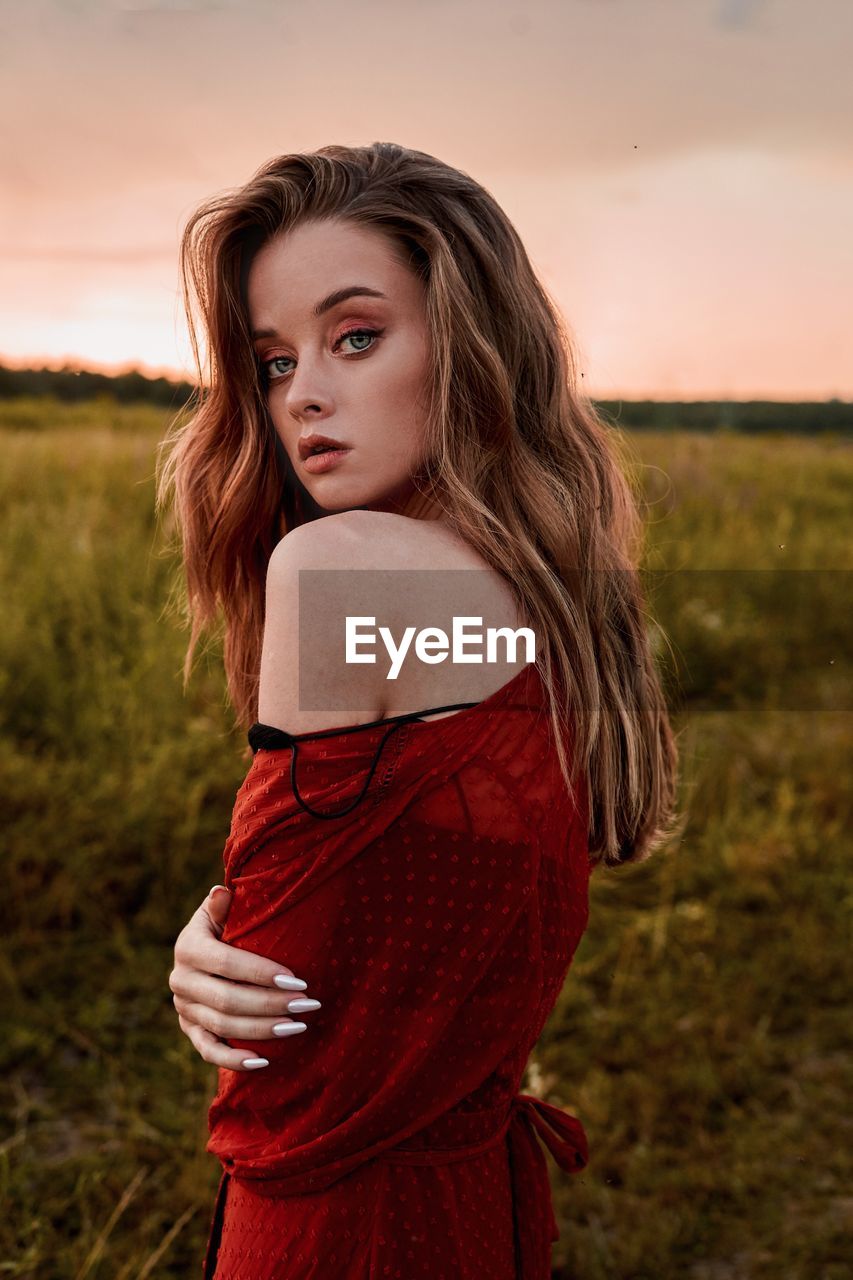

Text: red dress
xmin=202 ymin=661 xmax=591 ymax=1279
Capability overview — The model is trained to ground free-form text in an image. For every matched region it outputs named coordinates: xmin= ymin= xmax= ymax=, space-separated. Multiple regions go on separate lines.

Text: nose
xmin=290 ymin=401 xmax=323 ymax=420
xmin=284 ymin=355 xmax=333 ymax=421
xmin=287 ymin=388 xmax=332 ymax=424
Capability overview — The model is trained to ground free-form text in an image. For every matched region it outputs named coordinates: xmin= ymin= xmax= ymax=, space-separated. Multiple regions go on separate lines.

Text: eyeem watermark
xmin=345 ymin=616 xmax=537 ymax=680
xmin=294 ymin=566 xmax=850 ymax=714
xmin=295 ymin=569 xmax=536 ymax=714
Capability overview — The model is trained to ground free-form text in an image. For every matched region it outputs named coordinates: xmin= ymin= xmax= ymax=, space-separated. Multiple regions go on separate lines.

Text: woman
xmin=159 ymin=142 xmax=681 ymax=1278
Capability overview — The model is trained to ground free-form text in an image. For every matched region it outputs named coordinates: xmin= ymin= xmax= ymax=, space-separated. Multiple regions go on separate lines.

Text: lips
xmin=297 ymin=433 xmax=349 ymax=460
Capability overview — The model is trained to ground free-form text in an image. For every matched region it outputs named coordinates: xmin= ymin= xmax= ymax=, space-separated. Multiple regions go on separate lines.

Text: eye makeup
xmin=257 ymin=325 xmax=386 ymax=384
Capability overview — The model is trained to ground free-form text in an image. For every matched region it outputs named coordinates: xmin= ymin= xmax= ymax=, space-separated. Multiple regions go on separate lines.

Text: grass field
xmin=1 ymin=398 xmax=850 ymax=1279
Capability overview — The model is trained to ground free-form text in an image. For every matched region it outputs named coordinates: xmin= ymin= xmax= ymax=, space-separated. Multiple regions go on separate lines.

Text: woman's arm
xmin=169 ymin=885 xmax=321 ymax=1071
xmin=169 ymin=513 xmax=386 ymax=1070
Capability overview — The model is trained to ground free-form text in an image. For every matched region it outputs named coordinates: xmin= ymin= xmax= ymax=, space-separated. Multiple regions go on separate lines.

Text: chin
xmin=306 ymin=488 xmax=369 ymax=515
xmin=308 ymin=480 xmax=405 ymax=514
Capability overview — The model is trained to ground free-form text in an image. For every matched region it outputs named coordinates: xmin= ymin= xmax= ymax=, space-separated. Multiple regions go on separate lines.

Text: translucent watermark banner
xmin=291 ymin=569 xmax=850 ymax=715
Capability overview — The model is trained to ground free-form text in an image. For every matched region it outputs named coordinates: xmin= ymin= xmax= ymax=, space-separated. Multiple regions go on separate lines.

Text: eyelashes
xmin=259 ymin=326 xmax=385 ymax=384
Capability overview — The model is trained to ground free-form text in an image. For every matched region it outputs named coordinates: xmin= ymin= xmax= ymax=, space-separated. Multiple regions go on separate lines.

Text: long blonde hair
xmin=155 ymin=142 xmax=682 ymax=868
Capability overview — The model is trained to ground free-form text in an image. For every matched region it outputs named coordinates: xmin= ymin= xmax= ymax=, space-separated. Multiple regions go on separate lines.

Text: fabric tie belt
xmin=376 ymin=1092 xmax=588 ymax=1277
xmin=506 ymin=1093 xmax=588 ymax=1277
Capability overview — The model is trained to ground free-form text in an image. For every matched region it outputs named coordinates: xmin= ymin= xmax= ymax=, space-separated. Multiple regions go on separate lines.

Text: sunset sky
xmin=1 ymin=0 xmax=851 ymax=399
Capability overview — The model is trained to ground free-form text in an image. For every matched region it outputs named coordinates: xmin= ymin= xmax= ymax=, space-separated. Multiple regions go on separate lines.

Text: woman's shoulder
xmin=271 ymin=509 xmax=484 ymax=573
xmin=263 ymin=509 xmax=528 ymax=722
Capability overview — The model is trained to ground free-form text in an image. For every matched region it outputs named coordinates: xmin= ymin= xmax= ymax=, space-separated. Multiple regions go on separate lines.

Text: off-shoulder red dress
xmin=202 ymin=661 xmax=592 ymax=1279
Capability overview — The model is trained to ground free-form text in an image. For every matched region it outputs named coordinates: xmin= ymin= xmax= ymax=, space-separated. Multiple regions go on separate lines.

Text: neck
xmin=364 ymin=479 xmax=447 ymax=524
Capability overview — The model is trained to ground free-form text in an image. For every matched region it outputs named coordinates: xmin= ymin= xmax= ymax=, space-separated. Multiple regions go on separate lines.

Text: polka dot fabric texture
xmin=202 ymin=662 xmax=591 ymax=1279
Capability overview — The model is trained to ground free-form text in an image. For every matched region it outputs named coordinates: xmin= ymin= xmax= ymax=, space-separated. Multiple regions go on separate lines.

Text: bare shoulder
xmin=260 ymin=510 xmax=531 ymax=730
xmin=266 ymin=510 xmax=377 ymax=573
xmin=268 ymin=509 xmax=483 ymax=574
xmin=259 ymin=513 xmax=388 ymax=733
xmin=337 ymin=513 xmax=532 ymax=719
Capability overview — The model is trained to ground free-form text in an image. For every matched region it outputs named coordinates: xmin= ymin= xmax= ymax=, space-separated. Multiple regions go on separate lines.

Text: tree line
xmin=0 ymin=362 xmax=849 ymax=433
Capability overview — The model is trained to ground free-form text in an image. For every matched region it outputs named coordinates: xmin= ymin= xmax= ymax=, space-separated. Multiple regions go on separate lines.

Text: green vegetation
xmin=1 ymin=398 xmax=850 ymax=1278
xmin=0 ymin=365 xmax=196 ymax=410
xmin=1 ymin=363 xmax=851 ymax=434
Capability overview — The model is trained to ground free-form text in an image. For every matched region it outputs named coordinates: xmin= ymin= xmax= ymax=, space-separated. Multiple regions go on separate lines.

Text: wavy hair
xmin=155 ymin=141 xmax=682 ymax=868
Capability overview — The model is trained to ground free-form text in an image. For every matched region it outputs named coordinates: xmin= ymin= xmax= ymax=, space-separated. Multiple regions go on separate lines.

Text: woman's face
xmin=247 ymin=217 xmax=439 ymax=518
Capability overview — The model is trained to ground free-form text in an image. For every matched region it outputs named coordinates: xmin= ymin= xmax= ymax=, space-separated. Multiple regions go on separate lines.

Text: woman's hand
xmin=169 ymin=885 xmax=321 ymax=1071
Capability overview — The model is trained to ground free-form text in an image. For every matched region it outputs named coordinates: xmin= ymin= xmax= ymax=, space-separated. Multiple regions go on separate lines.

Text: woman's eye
xmin=261 ymin=327 xmax=383 ymax=384
xmin=340 ymin=327 xmax=378 ymax=354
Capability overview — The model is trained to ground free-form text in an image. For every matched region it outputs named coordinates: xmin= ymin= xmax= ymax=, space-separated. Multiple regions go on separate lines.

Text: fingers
xmin=177 ymin=1013 xmax=273 ymax=1072
xmin=178 ymin=1001 xmax=309 ymax=1043
xmin=171 ymin=887 xmax=317 ymax=1070
xmin=171 ymin=967 xmax=313 ymax=1020
xmin=202 ymin=885 xmax=232 ymax=938
xmin=175 ymin=917 xmax=307 ymax=991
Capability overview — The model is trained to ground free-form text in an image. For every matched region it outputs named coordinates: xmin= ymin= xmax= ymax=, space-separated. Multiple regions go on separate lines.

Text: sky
xmin=1 ymin=0 xmax=851 ymax=399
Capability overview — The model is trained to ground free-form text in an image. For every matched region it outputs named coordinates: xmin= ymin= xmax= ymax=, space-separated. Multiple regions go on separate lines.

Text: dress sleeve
xmin=206 ymin=757 xmax=573 ymax=1195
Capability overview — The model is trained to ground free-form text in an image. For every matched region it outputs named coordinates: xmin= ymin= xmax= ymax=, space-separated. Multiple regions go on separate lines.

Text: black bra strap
xmin=247 ymin=701 xmax=479 ymax=820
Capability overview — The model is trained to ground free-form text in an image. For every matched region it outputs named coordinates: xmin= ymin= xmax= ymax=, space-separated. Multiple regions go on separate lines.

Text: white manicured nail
xmin=242 ymin=1058 xmax=269 ymax=1069
xmin=274 ymin=975 xmax=308 ymax=991
xmin=287 ymin=998 xmax=322 ymax=1013
xmin=273 ymin=1022 xmax=308 ymax=1036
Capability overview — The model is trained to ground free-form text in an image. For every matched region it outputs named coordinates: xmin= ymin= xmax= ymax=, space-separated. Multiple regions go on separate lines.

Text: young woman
xmin=159 ymin=142 xmax=681 ymax=1279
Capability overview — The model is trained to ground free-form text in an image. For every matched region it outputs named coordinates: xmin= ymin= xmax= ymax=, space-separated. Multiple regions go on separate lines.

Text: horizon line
xmin=0 ymin=356 xmax=849 ymax=404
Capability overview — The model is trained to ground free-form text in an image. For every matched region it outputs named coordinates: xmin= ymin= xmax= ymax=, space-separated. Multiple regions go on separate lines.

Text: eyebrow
xmin=251 ymin=285 xmax=388 ymax=341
